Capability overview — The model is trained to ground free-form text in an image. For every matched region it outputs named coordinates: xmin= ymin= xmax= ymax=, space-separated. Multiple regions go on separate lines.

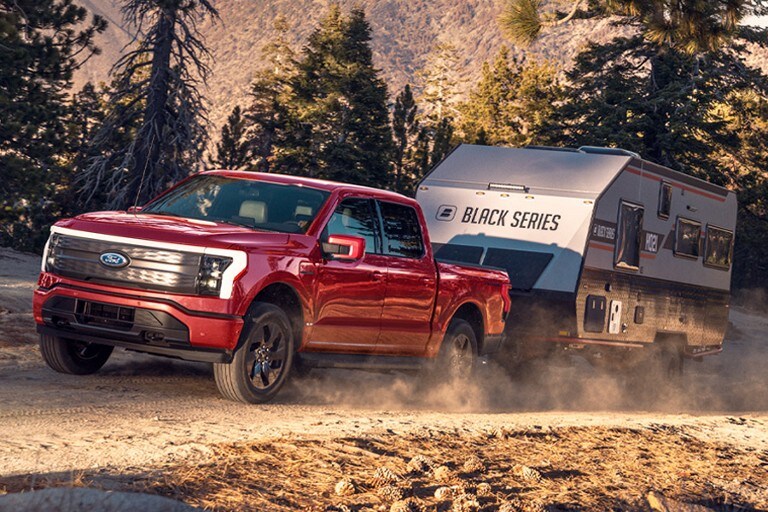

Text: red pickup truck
xmin=33 ymin=172 xmax=510 ymax=403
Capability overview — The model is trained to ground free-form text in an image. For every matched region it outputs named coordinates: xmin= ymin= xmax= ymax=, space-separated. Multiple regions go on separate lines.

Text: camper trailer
xmin=416 ymin=144 xmax=737 ymax=371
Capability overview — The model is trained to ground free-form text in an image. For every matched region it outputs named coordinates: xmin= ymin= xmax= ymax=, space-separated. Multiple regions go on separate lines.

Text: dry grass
xmin=5 ymin=425 xmax=764 ymax=511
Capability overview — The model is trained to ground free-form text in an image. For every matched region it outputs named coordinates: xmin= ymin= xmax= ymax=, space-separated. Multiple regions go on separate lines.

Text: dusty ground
xmin=0 ymin=247 xmax=767 ymax=510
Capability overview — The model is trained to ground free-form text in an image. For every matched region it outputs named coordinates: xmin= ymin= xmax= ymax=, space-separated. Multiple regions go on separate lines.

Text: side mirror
xmin=127 ymin=206 xmax=143 ymax=213
xmin=322 ymin=235 xmax=365 ymax=261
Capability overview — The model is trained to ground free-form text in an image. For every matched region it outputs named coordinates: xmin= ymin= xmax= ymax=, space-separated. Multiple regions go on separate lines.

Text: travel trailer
xmin=416 ymin=144 xmax=737 ymax=371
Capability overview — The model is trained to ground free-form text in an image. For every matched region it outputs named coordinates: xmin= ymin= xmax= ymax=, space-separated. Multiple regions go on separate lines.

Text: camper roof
xmin=423 ymin=144 xmax=633 ymax=199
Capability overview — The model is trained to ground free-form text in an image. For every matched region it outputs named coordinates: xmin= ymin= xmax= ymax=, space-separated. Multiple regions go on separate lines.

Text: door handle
xmin=371 ymin=271 xmax=385 ymax=281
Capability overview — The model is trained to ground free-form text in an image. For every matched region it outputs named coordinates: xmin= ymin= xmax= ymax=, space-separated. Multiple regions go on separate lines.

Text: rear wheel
xmin=214 ymin=303 xmax=294 ymax=404
xmin=434 ymin=318 xmax=478 ymax=381
xmin=39 ymin=334 xmax=113 ymax=375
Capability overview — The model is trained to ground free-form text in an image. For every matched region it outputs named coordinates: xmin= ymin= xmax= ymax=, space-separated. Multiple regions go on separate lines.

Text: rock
xmin=647 ymin=491 xmax=717 ymax=512
xmin=0 ymin=488 xmax=197 ymax=512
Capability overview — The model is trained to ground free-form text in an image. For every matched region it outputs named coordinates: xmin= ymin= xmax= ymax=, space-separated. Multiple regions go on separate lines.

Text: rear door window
xmin=615 ymin=201 xmax=644 ymax=270
xmin=378 ymin=201 xmax=425 ymax=259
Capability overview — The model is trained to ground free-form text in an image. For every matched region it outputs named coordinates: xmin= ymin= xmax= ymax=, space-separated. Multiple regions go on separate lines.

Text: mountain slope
xmin=75 ymin=0 xmax=767 ymax=136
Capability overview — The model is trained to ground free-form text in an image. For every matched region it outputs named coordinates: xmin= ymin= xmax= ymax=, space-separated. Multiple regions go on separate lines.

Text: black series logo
xmin=436 ymin=205 xmax=457 ymax=222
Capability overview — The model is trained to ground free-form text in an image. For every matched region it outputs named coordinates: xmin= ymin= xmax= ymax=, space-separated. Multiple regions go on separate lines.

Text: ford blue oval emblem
xmin=99 ymin=252 xmax=130 ymax=268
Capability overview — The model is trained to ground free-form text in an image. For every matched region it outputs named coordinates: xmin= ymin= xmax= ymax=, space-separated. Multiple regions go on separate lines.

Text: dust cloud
xmin=280 ymin=305 xmax=768 ymax=414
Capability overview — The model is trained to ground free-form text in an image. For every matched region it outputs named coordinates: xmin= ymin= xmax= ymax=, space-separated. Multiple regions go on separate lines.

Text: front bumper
xmin=34 ymin=282 xmax=244 ymax=363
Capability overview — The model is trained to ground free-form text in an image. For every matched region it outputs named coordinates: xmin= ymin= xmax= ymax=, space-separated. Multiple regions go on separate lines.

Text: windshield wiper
xmin=140 ymin=210 xmax=185 ymax=218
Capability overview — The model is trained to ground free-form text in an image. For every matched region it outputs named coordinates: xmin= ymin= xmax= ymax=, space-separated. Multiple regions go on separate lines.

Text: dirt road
xmin=1 ymin=247 xmax=767 ymax=510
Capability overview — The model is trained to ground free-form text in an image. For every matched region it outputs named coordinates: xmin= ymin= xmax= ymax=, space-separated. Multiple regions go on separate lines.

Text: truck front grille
xmin=49 ymin=234 xmax=201 ymax=294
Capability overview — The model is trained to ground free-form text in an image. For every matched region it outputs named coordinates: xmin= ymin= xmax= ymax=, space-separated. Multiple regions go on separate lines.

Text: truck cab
xmin=34 ymin=171 xmax=510 ymax=403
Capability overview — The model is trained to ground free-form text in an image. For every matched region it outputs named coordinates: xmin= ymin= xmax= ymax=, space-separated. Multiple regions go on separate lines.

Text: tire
xmin=623 ymin=343 xmax=684 ymax=404
xmin=214 ymin=303 xmax=294 ymax=404
xmin=433 ymin=318 xmax=479 ymax=381
xmin=39 ymin=334 xmax=113 ymax=375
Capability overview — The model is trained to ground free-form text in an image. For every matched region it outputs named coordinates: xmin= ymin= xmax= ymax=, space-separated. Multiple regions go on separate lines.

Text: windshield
xmin=141 ymin=175 xmax=331 ymax=234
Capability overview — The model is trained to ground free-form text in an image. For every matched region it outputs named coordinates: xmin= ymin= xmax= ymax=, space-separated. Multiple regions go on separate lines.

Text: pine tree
xmin=282 ymin=5 xmax=393 ymax=186
xmin=0 ymin=0 xmax=106 ymax=250
xmin=391 ymin=84 xmax=420 ymax=193
xmin=209 ymin=106 xmax=252 ymax=170
xmin=246 ymin=15 xmax=296 ymax=173
xmin=77 ymin=0 xmax=218 ymax=210
xmin=457 ymin=47 xmax=561 ymax=147
xmin=414 ymin=41 xmax=463 ymax=179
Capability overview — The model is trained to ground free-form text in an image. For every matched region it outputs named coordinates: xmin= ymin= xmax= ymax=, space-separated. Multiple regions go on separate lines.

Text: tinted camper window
xmin=658 ymin=182 xmax=672 ymax=218
xmin=615 ymin=202 xmax=644 ymax=270
xmin=675 ymin=217 xmax=701 ymax=258
xmin=704 ymin=225 xmax=733 ymax=269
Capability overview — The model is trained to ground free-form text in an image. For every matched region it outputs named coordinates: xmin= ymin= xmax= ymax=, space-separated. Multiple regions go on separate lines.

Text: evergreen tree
xmin=0 ymin=0 xmax=106 ymax=250
xmin=246 ymin=15 xmax=297 ymax=173
xmin=457 ymin=47 xmax=561 ymax=147
xmin=391 ymin=84 xmax=420 ymax=193
xmin=77 ymin=0 xmax=218 ymax=210
xmin=209 ymin=106 xmax=252 ymax=170
xmin=283 ymin=5 xmax=393 ymax=186
xmin=540 ymin=37 xmax=768 ymax=286
xmin=414 ymin=41 xmax=463 ymax=179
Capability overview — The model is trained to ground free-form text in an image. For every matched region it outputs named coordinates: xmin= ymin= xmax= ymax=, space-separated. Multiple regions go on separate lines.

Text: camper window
xmin=378 ymin=201 xmax=425 ymax=259
xmin=658 ymin=182 xmax=672 ymax=219
xmin=704 ymin=225 xmax=733 ymax=269
xmin=674 ymin=217 xmax=701 ymax=258
xmin=615 ymin=201 xmax=644 ymax=270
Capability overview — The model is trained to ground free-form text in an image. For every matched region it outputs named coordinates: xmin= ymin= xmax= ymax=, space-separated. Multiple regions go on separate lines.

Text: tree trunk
xmin=128 ymin=9 xmax=175 ymax=206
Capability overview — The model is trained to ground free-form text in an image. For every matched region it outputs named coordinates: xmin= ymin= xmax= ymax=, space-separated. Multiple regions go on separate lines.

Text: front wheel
xmin=214 ymin=303 xmax=294 ymax=404
xmin=39 ymin=334 xmax=113 ymax=375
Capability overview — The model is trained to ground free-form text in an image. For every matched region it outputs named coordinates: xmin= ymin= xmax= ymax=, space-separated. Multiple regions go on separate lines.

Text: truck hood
xmin=55 ymin=211 xmax=292 ymax=251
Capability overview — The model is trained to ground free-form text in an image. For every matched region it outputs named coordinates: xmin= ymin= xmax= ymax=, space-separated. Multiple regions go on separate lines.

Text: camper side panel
xmin=578 ymin=160 xmax=736 ymax=350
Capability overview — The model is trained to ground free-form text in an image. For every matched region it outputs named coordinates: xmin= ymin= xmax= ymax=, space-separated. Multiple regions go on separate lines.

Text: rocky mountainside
xmin=75 ymin=0 xmax=768 ymax=135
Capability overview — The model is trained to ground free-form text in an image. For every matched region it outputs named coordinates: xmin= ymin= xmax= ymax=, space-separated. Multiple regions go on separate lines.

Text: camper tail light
xmin=488 ymin=183 xmax=528 ymax=193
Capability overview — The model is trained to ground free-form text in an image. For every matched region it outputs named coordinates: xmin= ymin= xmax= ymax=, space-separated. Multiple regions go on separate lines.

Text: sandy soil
xmin=0 ymin=247 xmax=766 ymax=510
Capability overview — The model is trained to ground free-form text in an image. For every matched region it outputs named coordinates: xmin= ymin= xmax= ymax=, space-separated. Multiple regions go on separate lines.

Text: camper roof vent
xmin=525 ymin=145 xmax=582 ymax=153
xmin=578 ymin=146 xmax=641 ymax=158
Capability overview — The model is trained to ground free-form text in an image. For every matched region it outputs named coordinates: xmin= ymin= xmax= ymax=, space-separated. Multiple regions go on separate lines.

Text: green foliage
xmin=391 ymin=85 xmax=421 ymax=193
xmin=272 ymin=5 xmax=393 ymax=186
xmin=209 ymin=106 xmax=252 ymax=170
xmin=0 ymin=0 xmax=105 ymax=251
xmin=246 ymin=15 xmax=297 ymax=173
xmin=539 ymin=36 xmax=768 ymax=287
xmin=456 ymin=47 xmax=562 ymax=147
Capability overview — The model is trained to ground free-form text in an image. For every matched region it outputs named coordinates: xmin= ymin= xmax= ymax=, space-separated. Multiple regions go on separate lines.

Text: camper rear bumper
xmin=537 ymin=335 xmax=723 ymax=357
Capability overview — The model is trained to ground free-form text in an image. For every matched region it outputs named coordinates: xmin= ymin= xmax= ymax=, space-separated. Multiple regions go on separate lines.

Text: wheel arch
xmin=242 ymin=282 xmax=305 ymax=351
xmin=448 ymin=301 xmax=484 ymax=354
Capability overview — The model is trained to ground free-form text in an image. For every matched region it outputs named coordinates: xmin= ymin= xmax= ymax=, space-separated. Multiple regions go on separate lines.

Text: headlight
xmin=196 ymin=255 xmax=233 ymax=296
xmin=44 ymin=234 xmax=61 ymax=272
